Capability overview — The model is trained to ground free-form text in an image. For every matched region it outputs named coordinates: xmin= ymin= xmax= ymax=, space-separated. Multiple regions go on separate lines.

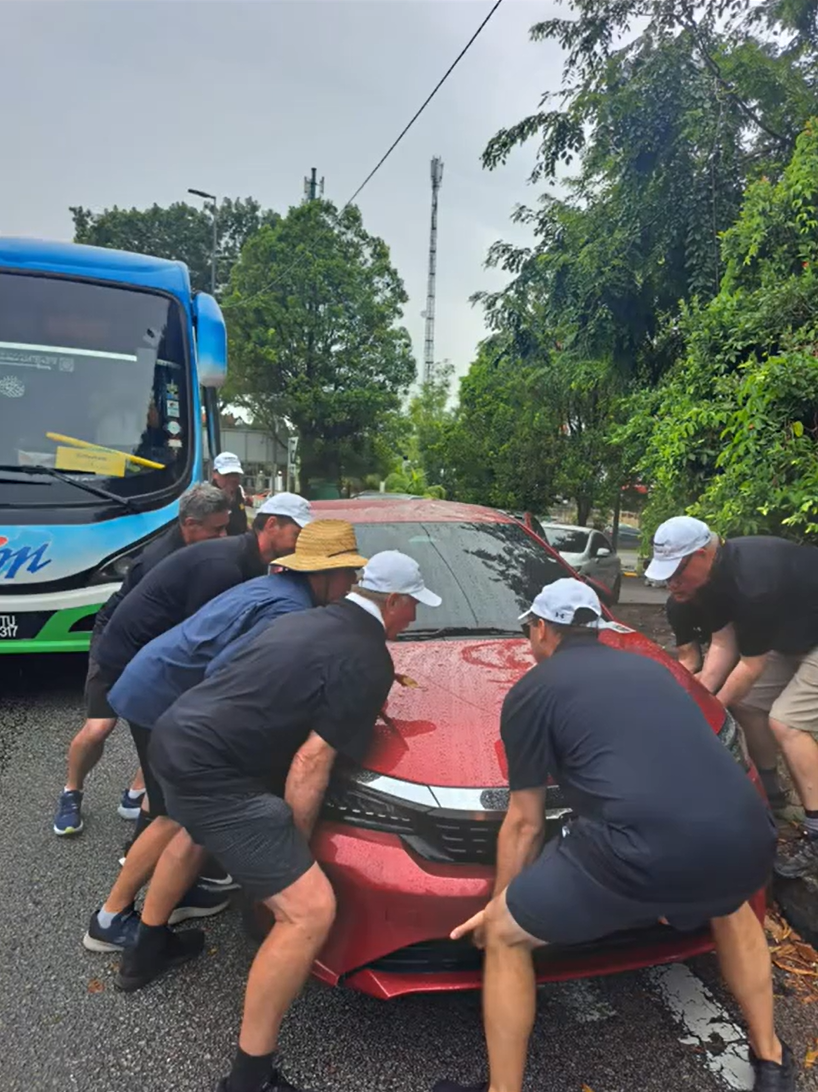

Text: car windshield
xmin=0 ymin=272 xmax=190 ymax=504
xmin=353 ymin=520 xmax=570 ymax=636
xmin=544 ymin=527 xmax=589 ymax=553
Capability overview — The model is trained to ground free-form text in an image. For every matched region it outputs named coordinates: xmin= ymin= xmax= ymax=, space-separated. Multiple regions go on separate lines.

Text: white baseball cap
xmin=257 ymin=492 xmax=313 ymax=528
xmin=645 ymin=516 xmax=712 ymax=582
xmin=358 ymin=550 xmax=442 ymax=607
xmin=519 ymin=577 xmax=603 ymax=628
xmin=213 ymin=452 xmax=244 ymax=476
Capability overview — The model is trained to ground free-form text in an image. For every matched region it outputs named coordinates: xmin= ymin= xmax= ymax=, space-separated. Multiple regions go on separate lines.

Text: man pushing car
xmin=435 ymin=578 xmax=792 ymax=1092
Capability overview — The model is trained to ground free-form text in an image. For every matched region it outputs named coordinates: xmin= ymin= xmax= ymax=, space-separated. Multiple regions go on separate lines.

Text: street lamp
xmin=188 ymin=187 xmax=218 ymax=294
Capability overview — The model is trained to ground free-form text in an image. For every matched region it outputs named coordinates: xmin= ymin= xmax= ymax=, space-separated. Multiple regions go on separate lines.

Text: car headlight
xmin=717 ymin=710 xmax=751 ymax=771
xmin=321 ymin=780 xmax=424 ymax=834
xmin=88 ymin=527 xmax=170 ymax=586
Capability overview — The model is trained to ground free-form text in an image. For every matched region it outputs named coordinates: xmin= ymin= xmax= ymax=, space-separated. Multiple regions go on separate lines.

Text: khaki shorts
xmin=741 ymin=647 xmax=818 ymax=736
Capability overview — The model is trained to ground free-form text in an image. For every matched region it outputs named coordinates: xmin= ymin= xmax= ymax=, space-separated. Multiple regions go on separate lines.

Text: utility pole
xmin=188 ymin=187 xmax=218 ymax=293
xmin=423 ymin=157 xmax=444 ymax=385
xmin=303 ymin=167 xmax=325 ymax=202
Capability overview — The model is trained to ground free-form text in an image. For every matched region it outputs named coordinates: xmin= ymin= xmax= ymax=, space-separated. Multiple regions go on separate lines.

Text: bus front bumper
xmin=0 ymin=584 xmax=117 ymax=653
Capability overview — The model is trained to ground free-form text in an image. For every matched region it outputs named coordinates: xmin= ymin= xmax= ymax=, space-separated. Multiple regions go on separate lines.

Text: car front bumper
xmin=308 ymin=824 xmax=766 ymax=1000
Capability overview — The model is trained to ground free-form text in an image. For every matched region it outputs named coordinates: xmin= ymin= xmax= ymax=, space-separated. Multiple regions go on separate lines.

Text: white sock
xmin=96 ymin=907 xmax=118 ymax=928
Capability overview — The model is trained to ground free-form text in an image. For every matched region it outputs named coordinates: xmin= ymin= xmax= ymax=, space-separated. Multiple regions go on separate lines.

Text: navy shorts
xmin=505 ymin=836 xmax=760 ymax=946
xmin=128 ymin=724 xmax=167 ymax=818
xmin=84 ymin=657 xmax=117 ymax=720
xmin=156 ymin=780 xmax=314 ymax=901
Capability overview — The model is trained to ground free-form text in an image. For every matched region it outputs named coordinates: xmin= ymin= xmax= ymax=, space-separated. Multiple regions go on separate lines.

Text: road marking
xmin=647 ymin=964 xmax=754 ymax=1089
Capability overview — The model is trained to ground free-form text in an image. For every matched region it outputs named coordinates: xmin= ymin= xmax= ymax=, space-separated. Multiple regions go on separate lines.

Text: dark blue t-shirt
xmin=501 ymin=640 xmax=774 ymax=901
xmin=150 ymin=599 xmax=394 ymax=796
xmin=108 ymin=571 xmax=314 ymax=728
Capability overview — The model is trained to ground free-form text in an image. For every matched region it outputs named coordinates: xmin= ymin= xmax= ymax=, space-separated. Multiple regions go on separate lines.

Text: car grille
xmin=363 ymin=922 xmax=709 ymax=975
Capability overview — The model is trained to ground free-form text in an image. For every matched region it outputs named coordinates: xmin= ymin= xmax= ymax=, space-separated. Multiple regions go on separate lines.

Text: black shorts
xmin=84 ymin=657 xmax=117 ymax=720
xmin=156 ymin=780 xmax=314 ymax=901
xmin=505 ymin=837 xmax=759 ymax=946
xmin=128 ymin=724 xmax=167 ymax=818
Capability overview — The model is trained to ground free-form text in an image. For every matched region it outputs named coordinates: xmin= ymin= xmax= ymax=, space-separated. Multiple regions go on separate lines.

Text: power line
xmin=226 ymin=0 xmax=505 ymax=310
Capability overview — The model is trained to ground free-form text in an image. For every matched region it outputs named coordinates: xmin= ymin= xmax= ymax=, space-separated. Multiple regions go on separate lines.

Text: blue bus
xmin=0 ymin=238 xmax=226 ymax=653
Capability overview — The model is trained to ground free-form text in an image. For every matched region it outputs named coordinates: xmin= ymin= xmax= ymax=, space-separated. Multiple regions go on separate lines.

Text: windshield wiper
xmin=0 ymin=464 xmax=136 ymax=512
xmin=405 ymin=625 xmax=523 ymax=641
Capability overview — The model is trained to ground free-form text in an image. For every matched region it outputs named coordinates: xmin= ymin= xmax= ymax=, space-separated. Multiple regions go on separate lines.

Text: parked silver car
xmin=539 ymin=523 xmax=623 ymax=602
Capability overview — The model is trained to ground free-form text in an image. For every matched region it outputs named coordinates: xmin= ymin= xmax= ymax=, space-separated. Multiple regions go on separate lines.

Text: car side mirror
xmin=583 ymin=575 xmax=614 ymax=608
xmin=596 ymin=547 xmax=612 ymax=559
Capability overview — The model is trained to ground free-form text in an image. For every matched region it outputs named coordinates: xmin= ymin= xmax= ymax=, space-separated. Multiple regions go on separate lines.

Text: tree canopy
xmin=224 ymin=199 xmax=415 ymax=493
xmin=71 ymin=198 xmax=278 ymax=294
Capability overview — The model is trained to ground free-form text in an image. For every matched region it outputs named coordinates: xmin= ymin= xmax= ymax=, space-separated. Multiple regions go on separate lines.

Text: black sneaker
xmin=115 ymin=926 xmax=204 ymax=992
xmin=432 ymin=1083 xmax=488 ymax=1092
xmin=168 ymin=882 xmax=232 ymax=924
xmin=199 ymin=858 xmax=241 ymax=891
xmin=215 ymin=1070 xmax=306 ymax=1091
xmin=751 ymin=1041 xmax=796 ymax=1091
xmin=773 ymin=834 xmax=818 ymax=879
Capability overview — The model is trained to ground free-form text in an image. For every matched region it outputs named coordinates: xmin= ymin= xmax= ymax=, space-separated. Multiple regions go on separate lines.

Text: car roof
xmin=541 ymin=522 xmax=593 ymax=534
xmin=312 ymin=498 xmax=517 ymax=524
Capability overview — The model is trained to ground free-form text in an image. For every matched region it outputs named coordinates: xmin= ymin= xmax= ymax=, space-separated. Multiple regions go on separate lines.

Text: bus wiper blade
xmin=0 ymin=464 xmax=136 ymax=511
xmin=406 ymin=625 xmax=523 ymax=641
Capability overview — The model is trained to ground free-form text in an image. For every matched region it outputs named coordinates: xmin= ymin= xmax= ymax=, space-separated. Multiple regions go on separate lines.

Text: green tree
xmin=626 ymin=121 xmax=818 ymax=540
xmin=225 ymin=200 xmax=415 ymax=493
xmin=71 ymin=198 xmax=278 ymax=294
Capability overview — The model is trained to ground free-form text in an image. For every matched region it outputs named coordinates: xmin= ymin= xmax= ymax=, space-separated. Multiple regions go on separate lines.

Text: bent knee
xmin=77 ymin=718 xmax=115 ymax=744
xmin=270 ymin=865 xmax=336 ymax=934
xmin=484 ymin=893 xmax=537 ymax=950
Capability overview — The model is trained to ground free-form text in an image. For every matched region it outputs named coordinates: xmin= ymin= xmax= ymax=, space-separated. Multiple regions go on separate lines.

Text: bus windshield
xmin=0 ymin=272 xmax=191 ymax=503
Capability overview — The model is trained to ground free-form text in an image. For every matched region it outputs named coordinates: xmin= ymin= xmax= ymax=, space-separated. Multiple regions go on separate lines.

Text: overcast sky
xmin=1 ymin=0 xmax=567 ymax=383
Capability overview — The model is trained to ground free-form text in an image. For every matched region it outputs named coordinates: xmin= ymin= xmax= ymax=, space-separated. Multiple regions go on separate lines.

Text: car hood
xmin=365 ymin=627 xmax=725 ymax=788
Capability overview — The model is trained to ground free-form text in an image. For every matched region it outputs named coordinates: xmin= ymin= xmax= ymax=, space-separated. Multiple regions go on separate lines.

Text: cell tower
xmin=423 ymin=157 xmax=444 ymax=384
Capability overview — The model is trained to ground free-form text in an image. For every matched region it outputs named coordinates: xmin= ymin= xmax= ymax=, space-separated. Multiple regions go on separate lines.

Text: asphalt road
xmin=1 ymin=654 xmax=816 ymax=1092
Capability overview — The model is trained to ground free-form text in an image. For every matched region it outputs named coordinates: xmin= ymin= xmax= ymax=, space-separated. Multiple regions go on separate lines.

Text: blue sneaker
xmin=54 ymin=790 xmax=84 ymax=836
xmin=117 ymin=787 xmax=146 ymax=820
xmin=168 ymin=883 xmax=232 ymax=924
xmin=83 ymin=905 xmax=141 ymax=952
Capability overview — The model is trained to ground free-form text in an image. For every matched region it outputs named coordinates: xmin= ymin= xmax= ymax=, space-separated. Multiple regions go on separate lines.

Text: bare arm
xmin=284 ymin=731 xmax=338 ymax=840
xmin=716 ymin=654 xmax=768 ymax=709
xmin=698 ymin=624 xmax=739 ymax=693
xmin=493 ymin=788 xmax=548 ymax=896
xmin=676 ymin=641 xmax=703 ymax=675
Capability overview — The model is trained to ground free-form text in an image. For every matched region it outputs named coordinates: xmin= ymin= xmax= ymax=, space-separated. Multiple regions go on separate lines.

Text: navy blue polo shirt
xmin=95 ymin=531 xmax=268 ymax=679
xmin=108 ymin=571 xmax=314 ymax=728
xmin=150 ymin=598 xmax=394 ymax=796
xmin=501 ymin=639 xmax=774 ymax=902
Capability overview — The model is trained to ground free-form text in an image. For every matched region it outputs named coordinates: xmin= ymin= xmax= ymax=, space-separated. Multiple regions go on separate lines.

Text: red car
xmin=251 ymin=498 xmax=766 ymax=1000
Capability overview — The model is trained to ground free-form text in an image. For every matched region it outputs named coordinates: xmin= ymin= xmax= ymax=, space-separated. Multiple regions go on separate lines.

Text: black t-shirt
xmin=91 ymin=523 xmax=186 ymax=645
xmin=665 ymin=595 xmax=715 ymax=648
xmin=150 ymin=599 xmax=395 ymax=795
xmin=702 ymin=536 xmax=818 ymax=656
xmin=95 ymin=532 xmax=267 ymax=679
xmin=501 ymin=640 xmax=774 ymax=901
xmin=214 ymin=481 xmax=248 ymax=537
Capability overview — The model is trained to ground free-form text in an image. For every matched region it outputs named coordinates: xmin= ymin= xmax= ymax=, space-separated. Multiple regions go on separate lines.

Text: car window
xmin=353 ymin=520 xmax=570 ymax=636
xmin=543 ymin=527 xmax=589 ymax=553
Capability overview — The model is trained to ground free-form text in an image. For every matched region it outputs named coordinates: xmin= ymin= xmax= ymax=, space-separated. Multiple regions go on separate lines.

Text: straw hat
xmin=275 ymin=519 xmax=368 ymax=572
